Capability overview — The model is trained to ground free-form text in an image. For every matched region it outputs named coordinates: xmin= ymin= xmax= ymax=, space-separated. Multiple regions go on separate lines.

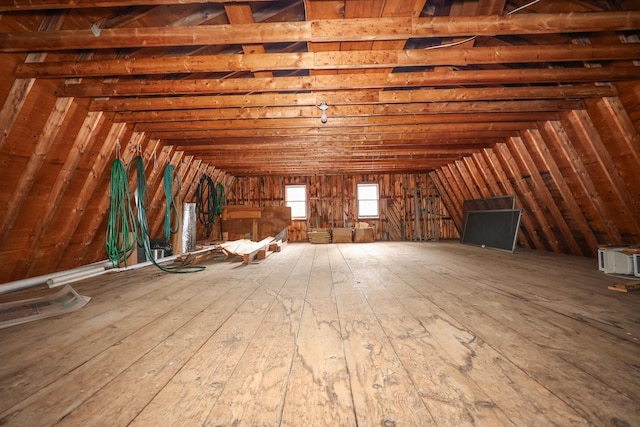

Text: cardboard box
xmin=332 ymin=228 xmax=353 ymax=243
xmin=354 ymin=227 xmax=375 ymax=243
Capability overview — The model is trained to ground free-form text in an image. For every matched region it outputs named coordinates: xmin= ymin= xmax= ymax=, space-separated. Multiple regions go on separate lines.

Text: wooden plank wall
xmin=227 ymin=174 xmax=459 ymax=243
xmin=430 ymin=92 xmax=640 ymax=259
xmin=0 ymin=75 xmax=234 ymax=283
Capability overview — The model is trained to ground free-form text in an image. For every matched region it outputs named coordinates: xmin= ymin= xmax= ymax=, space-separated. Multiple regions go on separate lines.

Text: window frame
xmin=285 ymin=184 xmax=308 ymax=220
xmin=357 ymin=182 xmax=380 ymax=219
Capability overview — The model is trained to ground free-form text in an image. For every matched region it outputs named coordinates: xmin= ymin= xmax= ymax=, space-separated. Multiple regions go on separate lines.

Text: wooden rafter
xmin=56 ymin=66 xmax=640 ymax=97
xmin=89 ymin=85 xmax=615 ymax=112
xmin=0 ymin=0 xmax=276 ymax=11
xmin=17 ymin=45 xmax=640 ymax=78
xmin=2 ymin=12 xmax=639 ymax=52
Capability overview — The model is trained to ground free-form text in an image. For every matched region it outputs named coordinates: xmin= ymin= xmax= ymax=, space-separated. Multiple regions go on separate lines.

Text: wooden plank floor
xmin=1 ymin=241 xmax=639 ymax=426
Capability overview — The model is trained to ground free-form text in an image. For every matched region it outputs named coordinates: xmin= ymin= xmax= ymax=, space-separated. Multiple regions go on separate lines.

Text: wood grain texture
xmin=0 ymin=242 xmax=638 ymax=426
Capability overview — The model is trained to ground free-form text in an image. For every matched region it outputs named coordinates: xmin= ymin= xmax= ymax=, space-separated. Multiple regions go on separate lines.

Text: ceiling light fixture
xmin=317 ymin=102 xmax=329 ymax=124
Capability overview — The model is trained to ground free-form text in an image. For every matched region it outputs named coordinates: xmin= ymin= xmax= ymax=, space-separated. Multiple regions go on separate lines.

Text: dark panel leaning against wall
xmin=430 ymin=92 xmax=640 ymax=258
xmin=228 ymin=174 xmax=459 ymax=242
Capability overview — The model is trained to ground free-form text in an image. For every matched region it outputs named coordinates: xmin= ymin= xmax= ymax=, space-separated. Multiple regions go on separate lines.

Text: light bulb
xmin=318 ymin=102 xmax=329 ymax=124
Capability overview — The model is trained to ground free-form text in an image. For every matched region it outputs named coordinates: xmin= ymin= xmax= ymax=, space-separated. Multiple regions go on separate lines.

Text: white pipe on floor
xmin=108 ymin=254 xmax=180 ymax=272
xmin=0 ymin=260 xmax=112 ymax=295
xmin=46 ymin=265 xmax=110 ymax=287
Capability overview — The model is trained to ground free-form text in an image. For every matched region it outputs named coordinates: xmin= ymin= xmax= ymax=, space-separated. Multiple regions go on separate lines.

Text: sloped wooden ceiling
xmin=0 ymin=0 xmax=639 ymax=282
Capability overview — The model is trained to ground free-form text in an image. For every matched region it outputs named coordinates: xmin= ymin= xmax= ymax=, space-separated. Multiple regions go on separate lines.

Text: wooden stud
xmin=0 ymin=97 xmax=75 ymax=250
xmin=524 ymin=128 xmax=598 ymax=257
xmin=563 ymin=110 xmax=640 ymax=240
xmin=22 ymin=111 xmax=106 ymax=277
xmin=538 ymin=120 xmax=622 ymax=245
xmin=510 ymin=135 xmax=583 ymax=256
xmin=495 ymin=141 xmax=562 ymax=253
xmin=482 ymin=147 xmax=545 ymax=250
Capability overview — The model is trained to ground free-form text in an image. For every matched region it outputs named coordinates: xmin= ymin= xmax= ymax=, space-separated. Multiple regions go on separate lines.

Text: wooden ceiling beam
xmin=91 ymin=85 xmax=614 ymax=112
xmin=18 ymin=45 xmax=640 ymax=78
xmin=149 ymin=122 xmax=535 ymax=139
xmin=3 ymin=12 xmax=638 ymax=52
xmin=167 ymin=131 xmax=516 ymax=145
xmin=0 ymin=0 xmax=276 ymax=11
xmin=56 ymin=66 xmax=640 ymax=98
xmin=114 ymin=100 xmax=583 ymax=123
xmin=133 ymin=112 xmax=559 ymax=132
xmin=175 ymin=141 xmax=499 ymax=151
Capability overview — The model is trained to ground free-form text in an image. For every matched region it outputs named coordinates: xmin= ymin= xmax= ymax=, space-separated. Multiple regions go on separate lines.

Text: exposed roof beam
xmin=56 ymin=66 xmax=639 ymax=97
xmin=149 ymin=122 xmax=535 ymax=139
xmin=0 ymin=0 xmax=276 ymax=12
xmin=167 ymin=131 xmax=516 ymax=144
xmin=114 ymin=100 xmax=583 ymax=123
xmin=90 ymin=85 xmax=614 ymax=112
xmin=133 ymin=112 xmax=559 ymax=132
xmin=3 ymin=12 xmax=639 ymax=52
xmin=18 ymin=45 xmax=640 ymax=78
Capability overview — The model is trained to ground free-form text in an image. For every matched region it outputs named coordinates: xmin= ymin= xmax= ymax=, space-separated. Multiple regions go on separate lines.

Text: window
xmin=357 ymin=183 xmax=379 ymax=218
xmin=285 ymin=184 xmax=307 ymax=220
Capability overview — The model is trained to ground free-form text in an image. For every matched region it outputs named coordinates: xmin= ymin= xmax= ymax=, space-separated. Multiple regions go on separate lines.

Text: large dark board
xmin=461 ymin=209 xmax=522 ymax=252
xmin=462 ymin=195 xmax=515 ymax=226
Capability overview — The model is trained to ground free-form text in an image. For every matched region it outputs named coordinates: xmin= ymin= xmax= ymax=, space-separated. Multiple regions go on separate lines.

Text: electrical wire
xmin=423 ymin=0 xmax=542 ymax=51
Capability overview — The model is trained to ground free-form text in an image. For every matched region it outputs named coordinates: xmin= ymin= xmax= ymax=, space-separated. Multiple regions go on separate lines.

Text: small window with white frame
xmin=357 ymin=183 xmax=379 ymax=219
xmin=285 ymin=184 xmax=307 ymax=220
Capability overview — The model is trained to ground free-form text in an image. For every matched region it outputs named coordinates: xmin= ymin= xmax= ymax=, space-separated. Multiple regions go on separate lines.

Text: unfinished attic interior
xmin=1 ymin=0 xmax=640 ymax=425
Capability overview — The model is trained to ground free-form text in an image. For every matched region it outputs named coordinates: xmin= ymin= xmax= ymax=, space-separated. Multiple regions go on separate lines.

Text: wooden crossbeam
xmin=0 ymin=0 xmax=276 ymax=11
xmin=113 ymin=100 xmax=584 ymax=123
xmin=149 ymin=122 xmax=537 ymax=140
xmin=17 ymin=45 xmax=640 ymax=78
xmin=55 ymin=66 xmax=640 ymax=98
xmin=167 ymin=131 xmax=517 ymax=144
xmin=133 ymin=112 xmax=560 ymax=132
xmin=2 ymin=12 xmax=639 ymax=52
xmin=91 ymin=86 xmax=615 ymax=112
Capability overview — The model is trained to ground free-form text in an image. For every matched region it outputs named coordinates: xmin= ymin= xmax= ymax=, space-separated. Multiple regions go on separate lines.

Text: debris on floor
xmin=607 ymin=281 xmax=640 ymax=293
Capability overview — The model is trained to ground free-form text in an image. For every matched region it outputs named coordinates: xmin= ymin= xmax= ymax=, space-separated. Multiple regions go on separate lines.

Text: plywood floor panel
xmin=280 ymin=244 xmax=356 ymax=426
xmin=130 ymin=242 xmax=305 ymax=426
xmin=0 ymin=242 xmax=638 ymax=426
xmin=347 ymin=242 xmax=640 ymax=425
